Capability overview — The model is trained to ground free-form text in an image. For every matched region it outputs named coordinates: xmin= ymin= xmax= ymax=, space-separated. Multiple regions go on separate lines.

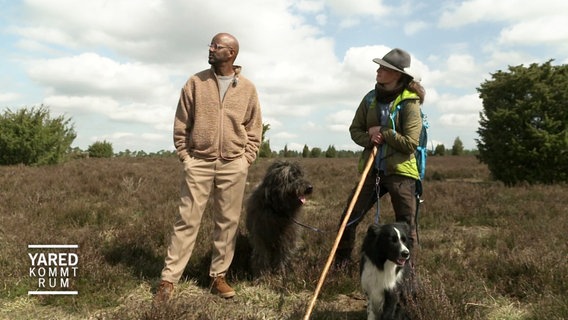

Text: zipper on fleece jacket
xmin=214 ymin=70 xmax=239 ymax=160
xmin=215 ymin=78 xmax=224 ymax=160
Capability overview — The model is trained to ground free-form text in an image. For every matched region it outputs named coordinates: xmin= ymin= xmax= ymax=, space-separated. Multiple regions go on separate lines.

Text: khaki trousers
xmin=161 ymin=156 xmax=248 ymax=283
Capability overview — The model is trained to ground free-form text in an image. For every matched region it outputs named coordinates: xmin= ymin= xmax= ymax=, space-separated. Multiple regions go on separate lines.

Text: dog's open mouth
xmin=298 ymin=185 xmax=313 ymax=205
xmin=396 ymin=258 xmax=407 ymax=266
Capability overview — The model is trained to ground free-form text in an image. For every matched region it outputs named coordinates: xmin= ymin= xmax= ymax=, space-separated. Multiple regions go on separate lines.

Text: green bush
xmin=451 ymin=137 xmax=464 ymax=156
xmin=88 ymin=140 xmax=114 ymax=158
xmin=0 ymin=105 xmax=76 ymax=166
xmin=434 ymin=144 xmax=446 ymax=156
xmin=477 ymin=61 xmax=568 ymax=185
xmin=325 ymin=145 xmax=337 ymax=158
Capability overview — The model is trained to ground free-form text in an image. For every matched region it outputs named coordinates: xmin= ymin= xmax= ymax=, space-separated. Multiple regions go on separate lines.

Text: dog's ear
xmin=367 ymin=223 xmax=381 ymax=236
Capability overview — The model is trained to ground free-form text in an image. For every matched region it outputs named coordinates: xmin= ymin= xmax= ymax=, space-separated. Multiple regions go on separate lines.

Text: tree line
xmin=0 ymin=106 xmax=470 ymax=162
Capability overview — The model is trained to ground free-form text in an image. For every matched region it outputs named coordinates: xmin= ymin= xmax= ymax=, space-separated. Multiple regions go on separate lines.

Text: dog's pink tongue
xmin=397 ymin=259 xmax=407 ymax=266
xmin=299 ymin=195 xmax=306 ymax=204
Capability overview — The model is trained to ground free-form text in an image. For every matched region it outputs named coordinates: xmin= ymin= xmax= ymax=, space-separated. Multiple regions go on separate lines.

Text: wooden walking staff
xmin=303 ymin=146 xmax=378 ymax=319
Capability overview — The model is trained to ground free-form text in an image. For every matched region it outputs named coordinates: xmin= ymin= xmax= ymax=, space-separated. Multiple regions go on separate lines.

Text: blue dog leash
xmin=375 ymin=175 xmax=381 ymax=224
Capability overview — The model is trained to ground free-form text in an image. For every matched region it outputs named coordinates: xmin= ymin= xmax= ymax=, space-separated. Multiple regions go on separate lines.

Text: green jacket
xmin=350 ymin=88 xmax=422 ymax=179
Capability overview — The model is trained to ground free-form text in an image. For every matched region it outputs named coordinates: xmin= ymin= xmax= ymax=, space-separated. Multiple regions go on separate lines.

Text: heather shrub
xmin=0 ymin=156 xmax=566 ymax=319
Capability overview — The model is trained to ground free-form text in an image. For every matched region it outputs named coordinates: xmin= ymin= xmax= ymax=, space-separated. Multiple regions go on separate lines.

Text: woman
xmin=335 ymin=48 xmax=425 ymax=268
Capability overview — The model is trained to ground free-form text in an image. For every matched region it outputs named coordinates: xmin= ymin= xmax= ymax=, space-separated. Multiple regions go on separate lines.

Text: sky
xmin=1 ymin=0 xmax=567 ymax=153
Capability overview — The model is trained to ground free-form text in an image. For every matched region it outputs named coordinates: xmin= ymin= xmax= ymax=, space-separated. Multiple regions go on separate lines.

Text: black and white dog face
xmin=360 ymin=222 xmax=413 ymax=320
xmin=361 ymin=222 xmax=411 ymax=271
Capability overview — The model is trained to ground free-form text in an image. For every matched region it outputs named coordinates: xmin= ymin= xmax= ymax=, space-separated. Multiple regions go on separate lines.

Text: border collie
xmin=360 ymin=222 xmax=412 ymax=320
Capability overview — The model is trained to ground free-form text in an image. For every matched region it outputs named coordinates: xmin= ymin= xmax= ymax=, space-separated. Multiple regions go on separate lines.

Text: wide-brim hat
xmin=373 ymin=48 xmax=413 ymax=79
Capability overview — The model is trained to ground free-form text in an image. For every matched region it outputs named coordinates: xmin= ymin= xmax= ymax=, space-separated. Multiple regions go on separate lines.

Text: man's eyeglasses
xmin=208 ymin=43 xmax=233 ymax=51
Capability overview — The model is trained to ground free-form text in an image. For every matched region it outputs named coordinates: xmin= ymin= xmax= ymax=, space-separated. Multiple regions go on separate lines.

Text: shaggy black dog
xmin=245 ymin=160 xmax=313 ymax=275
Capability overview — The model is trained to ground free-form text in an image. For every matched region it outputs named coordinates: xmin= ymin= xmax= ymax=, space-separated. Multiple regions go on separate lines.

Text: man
xmin=154 ymin=33 xmax=262 ymax=303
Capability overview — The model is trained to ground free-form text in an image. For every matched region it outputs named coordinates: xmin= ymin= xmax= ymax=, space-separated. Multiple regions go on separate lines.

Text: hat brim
xmin=372 ymin=58 xmax=413 ymax=79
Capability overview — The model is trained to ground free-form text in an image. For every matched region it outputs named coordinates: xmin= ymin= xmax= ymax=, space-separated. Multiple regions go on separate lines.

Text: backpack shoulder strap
xmin=364 ymin=90 xmax=376 ymax=109
xmin=364 ymin=90 xmax=381 ymax=124
xmin=389 ymin=99 xmax=409 ymax=134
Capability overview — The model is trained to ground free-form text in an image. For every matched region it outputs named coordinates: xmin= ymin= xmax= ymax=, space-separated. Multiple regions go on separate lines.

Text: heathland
xmin=1 ymin=156 xmax=566 ymax=319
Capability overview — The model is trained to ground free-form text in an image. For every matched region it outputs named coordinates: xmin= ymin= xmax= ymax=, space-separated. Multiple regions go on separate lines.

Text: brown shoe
xmin=153 ymin=280 xmax=174 ymax=305
xmin=210 ymin=276 xmax=235 ymax=299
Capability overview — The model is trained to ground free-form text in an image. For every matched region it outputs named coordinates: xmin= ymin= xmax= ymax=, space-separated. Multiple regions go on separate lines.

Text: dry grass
xmin=0 ymin=156 xmax=567 ymax=319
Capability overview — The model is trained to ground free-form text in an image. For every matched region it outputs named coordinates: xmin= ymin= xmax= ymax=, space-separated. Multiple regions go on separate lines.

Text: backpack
xmin=395 ymin=105 xmax=428 ymax=198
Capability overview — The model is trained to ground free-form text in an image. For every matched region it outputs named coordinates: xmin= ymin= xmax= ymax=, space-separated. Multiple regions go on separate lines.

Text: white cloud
xmin=315 ymin=14 xmax=328 ymax=26
xmin=44 ymin=95 xmax=118 ymax=115
xmin=326 ymin=109 xmax=353 ymax=133
xmin=437 ymin=0 xmax=568 ymax=59
xmin=328 ymin=124 xmax=349 ymax=133
xmin=338 ymin=18 xmax=361 ymax=29
xmin=9 ymin=26 xmax=77 ymax=49
xmin=424 ymin=54 xmax=485 ymax=90
xmin=112 ymin=102 xmax=173 ymax=128
xmin=261 ymin=117 xmax=283 ymax=130
xmin=294 ymin=0 xmax=325 ymax=13
xmin=43 ymin=95 xmax=172 ymax=131
xmin=436 ymin=93 xmax=482 ymax=114
xmin=499 ymin=15 xmax=568 ymax=45
xmin=0 ymin=92 xmax=21 ymax=103
xmin=14 ymin=39 xmax=63 ymax=55
xmin=404 ymin=21 xmax=428 ymax=36
xmin=446 ymin=54 xmax=476 ymax=74
xmin=439 ymin=0 xmax=568 ymax=28
xmin=318 ymin=0 xmax=392 ymax=30
xmin=327 ymin=109 xmax=353 ymax=123
xmin=325 ymin=0 xmax=390 ymax=17
xmin=26 ymin=53 xmax=176 ymax=102
xmin=273 ymin=132 xmax=298 ymax=139
xmin=439 ymin=113 xmax=480 ymax=127
xmin=341 ymin=45 xmax=390 ymax=85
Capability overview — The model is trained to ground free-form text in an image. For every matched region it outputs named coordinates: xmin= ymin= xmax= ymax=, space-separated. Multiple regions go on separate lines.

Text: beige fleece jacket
xmin=173 ymin=67 xmax=262 ymax=164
